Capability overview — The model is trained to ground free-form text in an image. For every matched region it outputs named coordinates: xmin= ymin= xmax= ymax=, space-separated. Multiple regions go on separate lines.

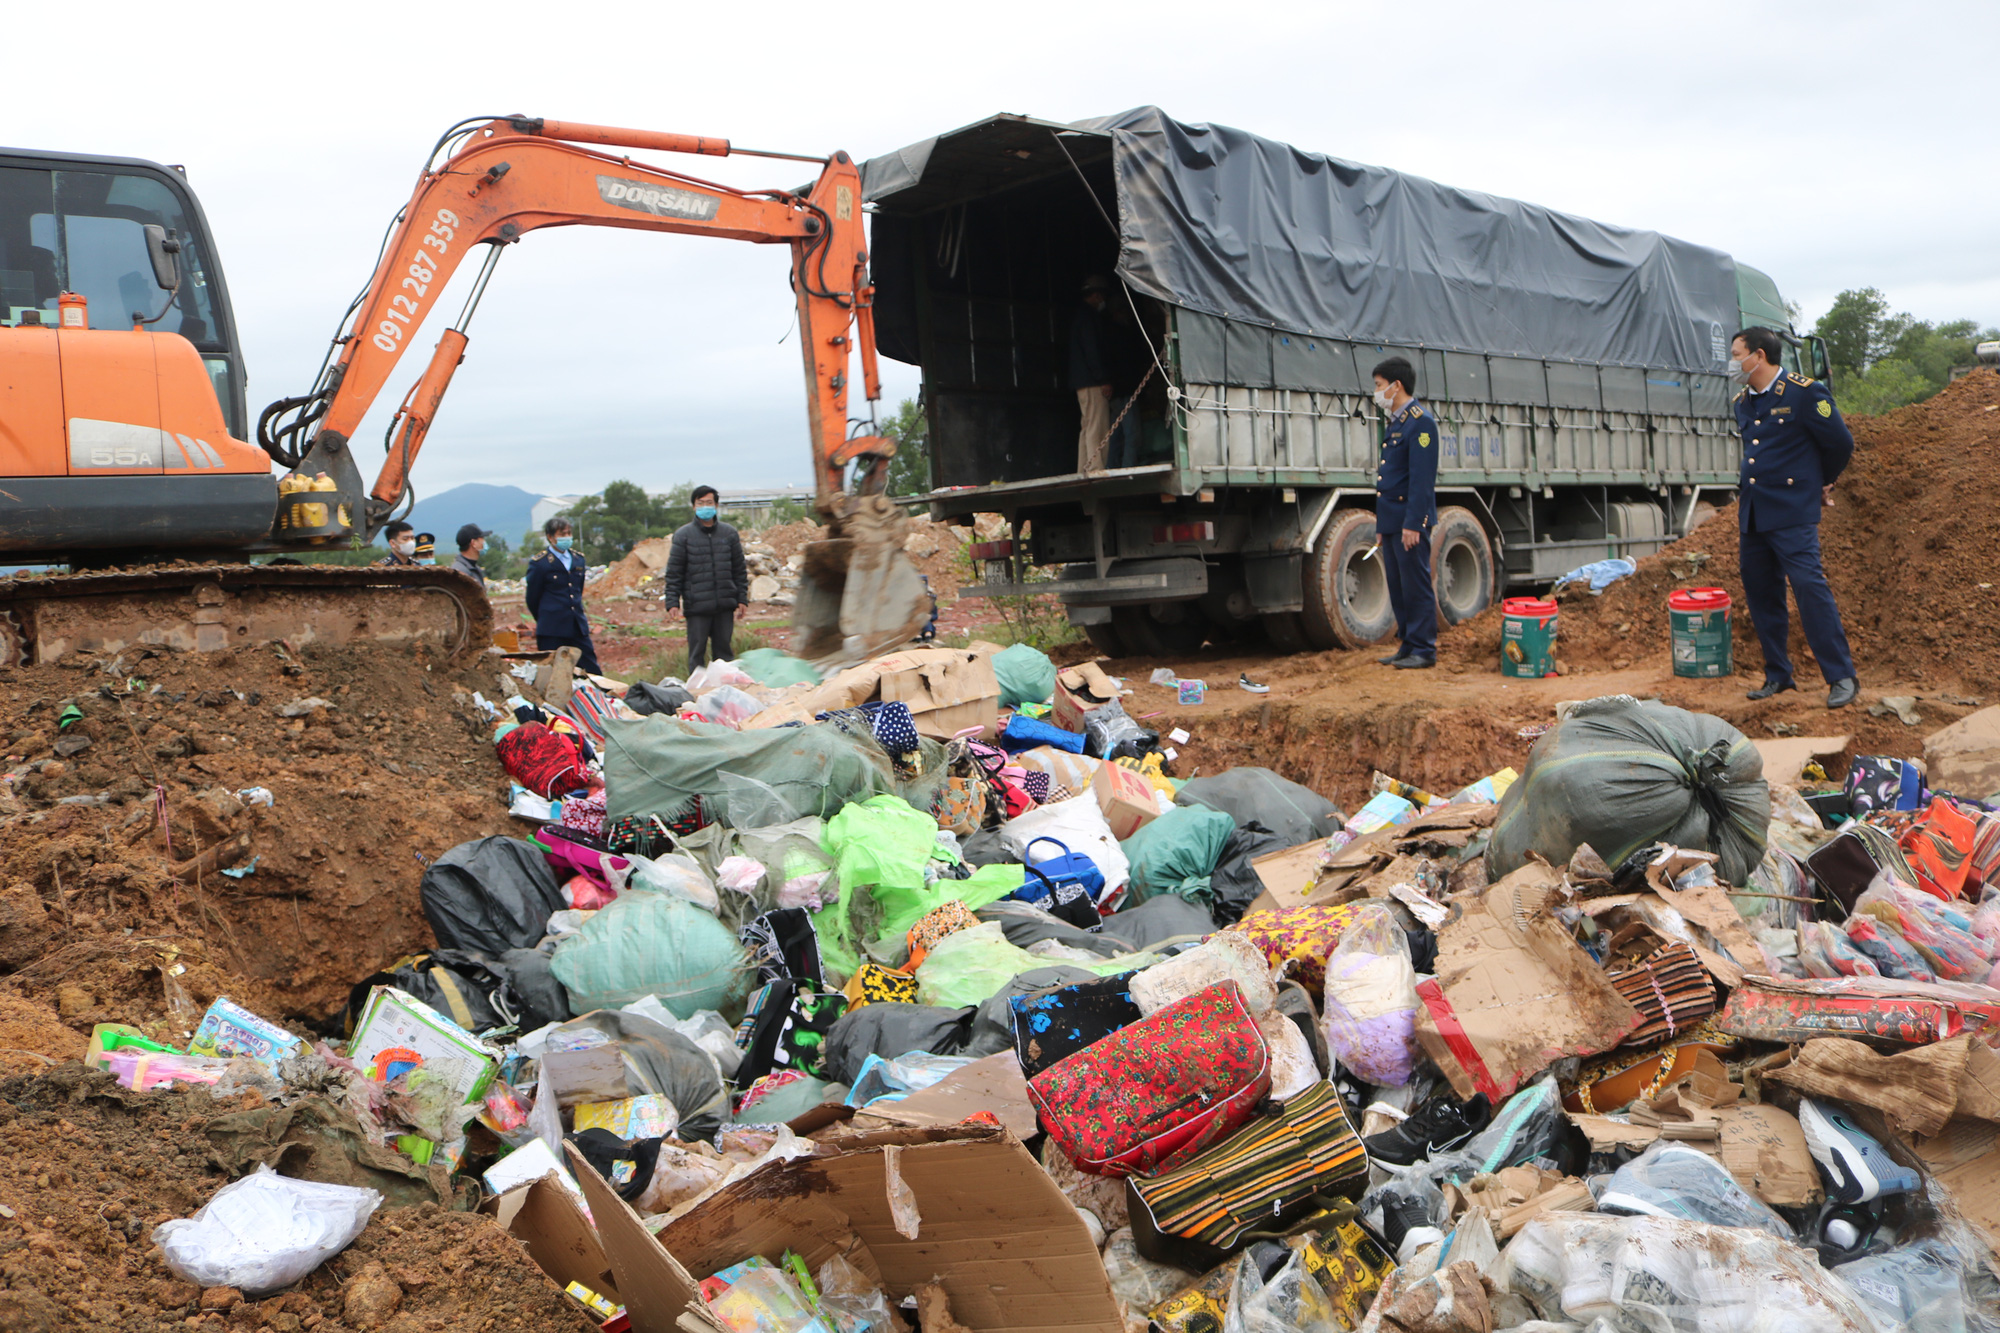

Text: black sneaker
xmin=1363 ymin=1092 xmax=1492 ymax=1166
xmin=1376 ymin=1190 xmax=1438 ymax=1251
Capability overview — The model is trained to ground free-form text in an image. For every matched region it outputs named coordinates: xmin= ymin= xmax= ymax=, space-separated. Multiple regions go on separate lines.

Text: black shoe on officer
xmin=1827 ymin=677 xmax=1858 ymax=710
xmin=1376 ymin=653 xmax=1404 ymax=666
xmin=1747 ymin=676 xmax=1796 ymax=701
xmin=1392 ymin=655 xmax=1436 ymax=670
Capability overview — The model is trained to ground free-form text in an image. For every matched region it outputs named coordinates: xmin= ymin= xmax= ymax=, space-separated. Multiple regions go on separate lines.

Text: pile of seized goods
xmin=85 ymin=636 xmax=2000 ymax=1331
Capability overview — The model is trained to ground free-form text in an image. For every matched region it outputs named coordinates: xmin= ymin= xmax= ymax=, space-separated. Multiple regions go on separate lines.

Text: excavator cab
xmin=0 ymin=150 xmax=273 ymax=556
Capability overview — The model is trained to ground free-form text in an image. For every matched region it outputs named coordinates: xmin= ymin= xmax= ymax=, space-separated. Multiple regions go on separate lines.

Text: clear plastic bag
xmin=153 ymin=1164 xmax=381 ymax=1296
xmin=628 ymin=853 xmax=721 ymax=914
xmin=1102 ymin=1229 xmax=1189 ymax=1323
xmin=1319 ymin=903 xmax=1418 ymax=1086
xmin=707 ymin=1262 xmax=835 ymax=1333
xmin=1596 ymin=1141 xmax=1793 ymax=1239
xmin=1499 ymin=1213 xmax=1880 ymax=1332
xmin=687 ymin=659 xmax=757 ymax=692
xmin=1834 ymin=1239 xmax=1977 ymax=1333
xmin=695 ymin=685 xmax=767 ymax=729
xmin=1799 ymin=919 xmax=1882 ymax=978
xmin=1852 ymin=873 xmax=1996 ymax=981
xmin=1221 ymin=1249 xmax=1341 ymax=1333
xmin=816 ymin=1253 xmax=896 ymax=1333
xmin=1083 ymin=700 xmax=1158 ymax=762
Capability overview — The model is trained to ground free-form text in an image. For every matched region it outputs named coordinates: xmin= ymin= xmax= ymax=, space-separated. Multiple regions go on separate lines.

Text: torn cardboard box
xmin=747 ymin=646 xmax=1000 ymax=738
xmin=1770 ymin=1034 xmax=1973 ymax=1137
xmin=499 ymin=1172 xmax=618 ymax=1307
xmin=1093 ymin=761 xmax=1162 ymax=840
xmin=1053 ymin=662 xmax=1120 ymax=734
xmin=1413 ymin=859 xmax=1642 ymax=1102
xmin=556 ymin=1125 xmax=1119 ymax=1333
xmin=1906 ymin=1118 xmax=2000 ymax=1260
xmin=1714 ymin=1103 xmax=1822 ymax=1209
xmin=844 ymin=1051 xmax=1038 ymax=1141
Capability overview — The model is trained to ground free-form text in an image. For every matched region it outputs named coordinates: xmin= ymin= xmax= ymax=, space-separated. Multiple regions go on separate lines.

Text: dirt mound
xmin=0 ymin=641 xmax=514 ymax=1031
xmin=0 ymin=1064 xmax=589 ymax=1331
xmin=1444 ymin=368 xmax=2000 ymax=693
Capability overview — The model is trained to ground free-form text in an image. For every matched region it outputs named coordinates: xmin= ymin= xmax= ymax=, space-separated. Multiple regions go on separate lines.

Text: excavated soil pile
xmin=1444 ymin=368 xmax=2000 ymax=691
xmin=0 ymin=1064 xmax=589 ymax=1332
xmin=0 ymin=640 xmax=513 ymax=1028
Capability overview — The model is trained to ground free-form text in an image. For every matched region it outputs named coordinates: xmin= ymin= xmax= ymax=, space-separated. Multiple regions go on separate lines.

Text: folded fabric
xmin=1605 ymin=940 xmax=1717 ymax=1047
xmin=1002 ymin=714 xmax=1086 ymax=755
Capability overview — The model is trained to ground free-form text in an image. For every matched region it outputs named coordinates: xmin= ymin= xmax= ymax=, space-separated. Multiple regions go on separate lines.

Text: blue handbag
xmin=1022 ymin=836 xmax=1106 ymax=900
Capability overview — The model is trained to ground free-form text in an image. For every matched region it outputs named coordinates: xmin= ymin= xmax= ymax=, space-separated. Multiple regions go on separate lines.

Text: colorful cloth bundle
xmin=496 ymin=722 xmax=590 ymax=798
xmin=1606 ymin=940 xmax=1716 ymax=1046
xmin=904 ymin=900 xmax=979 ymax=970
xmin=556 ymin=789 xmax=608 ymax=838
xmin=1228 ymin=904 xmax=1366 ymax=996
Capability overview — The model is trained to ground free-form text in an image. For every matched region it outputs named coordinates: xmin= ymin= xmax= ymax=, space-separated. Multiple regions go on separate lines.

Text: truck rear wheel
xmin=1082 ymin=620 xmax=1126 ymax=658
xmin=1432 ymin=506 xmax=1497 ymax=626
xmin=1114 ymin=604 xmax=1207 ymax=657
xmin=1302 ymin=509 xmax=1395 ymax=649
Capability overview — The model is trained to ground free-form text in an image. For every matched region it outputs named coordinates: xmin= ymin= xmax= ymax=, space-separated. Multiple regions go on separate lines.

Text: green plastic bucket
xmin=1500 ymin=597 xmax=1558 ymax=678
xmin=1670 ymin=587 xmax=1733 ymax=678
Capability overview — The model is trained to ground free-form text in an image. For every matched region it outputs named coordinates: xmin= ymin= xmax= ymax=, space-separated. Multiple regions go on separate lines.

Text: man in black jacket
xmin=662 ymin=485 xmax=749 ymax=670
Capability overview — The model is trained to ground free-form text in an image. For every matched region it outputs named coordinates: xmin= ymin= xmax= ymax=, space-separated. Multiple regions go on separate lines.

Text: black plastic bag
xmin=420 ymin=837 xmax=567 ymax=956
xmin=341 ymin=948 xmax=566 ymax=1037
xmin=1083 ymin=700 xmax=1158 ymax=761
xmin=567 ymin=1127 xmax=662 ymax=1203
xmin=547 ymin=1010 xmax=731 ymax=1142
xmin=1207 ymin=821 xmax=1291 ymax=926
xmin=624 ymin=680 xmax=694 ymax=716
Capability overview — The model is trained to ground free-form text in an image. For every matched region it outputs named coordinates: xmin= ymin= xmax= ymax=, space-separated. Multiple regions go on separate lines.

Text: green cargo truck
xmin=861 ymin=109 xmax=1830 ymax=656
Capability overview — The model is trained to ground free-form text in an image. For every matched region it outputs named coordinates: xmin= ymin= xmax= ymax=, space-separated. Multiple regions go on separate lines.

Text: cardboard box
xmin=1012 ymin=745 xmax=1104 ymax=796
xmin=498 ymin=1172 xmax=618 ymax=1305
xmin=1413 ymin=861 xmax=1642 ymax=1102
xmin=1242 ymin=840 xmax=1331 ymax=915
xmin=1053 ymin=662 xmax=1119 ymax=734
xmin=1091 ymin=761 xmax=1161 ymax=840
xmin=1906 ymin=1118 xmax=2000 ymax=1259
xmin=846 ymin=1052 xmax=1038 ymax=1141
xmin=550 ymin=1125 xmax=1119 ymax=1333
xmin=746 ymin=646 xmax=1000 ymax=739
xmin=878 ymin=651 xmax=1000 ymax=741
xmin=348 ymin=985 xmax=500 ymax=1108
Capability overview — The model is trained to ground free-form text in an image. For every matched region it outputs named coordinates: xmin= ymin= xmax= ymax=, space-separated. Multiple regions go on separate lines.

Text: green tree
xmin=562 ymin=480 xmax=692 ymax=564
xmin=1837 ymin=359 xmax=1932 ymax=417
xmin=1813 ymin=288 xmax=1897 ymax=382
xmin=880 ymin=398 xmax=930 ymax=498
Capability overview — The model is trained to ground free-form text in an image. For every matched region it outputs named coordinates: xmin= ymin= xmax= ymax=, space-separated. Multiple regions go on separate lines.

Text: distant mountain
xmin=398 ymin=483 xmax=541 ymax=549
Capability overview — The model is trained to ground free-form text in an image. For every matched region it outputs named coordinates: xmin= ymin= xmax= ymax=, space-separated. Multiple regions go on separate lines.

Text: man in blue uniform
xmin=1730 ymin=327 xmax=1858 ymax=709
xmin=525 ymin=516 xmax=602 ymax=676
xmin=1371 ymin=356 xmax=1439 ymax=669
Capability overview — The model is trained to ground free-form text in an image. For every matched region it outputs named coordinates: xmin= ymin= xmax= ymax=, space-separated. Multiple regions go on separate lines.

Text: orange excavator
xmin=0 ymin=117 xmax=928 ymax=667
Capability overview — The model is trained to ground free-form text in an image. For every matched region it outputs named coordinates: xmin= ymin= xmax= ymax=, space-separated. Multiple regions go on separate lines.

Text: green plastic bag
xmin=550 ymin=889 xmax=751 ymax=1018
xmin=1122 ymin=804 xmax=1235 ymax=904
xmin=738 ymin=647 xmax=822 ymax=689
xmin=991 ymin=643 xmax=1057 ymax=708
xmin=813 ymin=798 xmax=1025 ymax=983
xmin=915 ymin=921 xmax=1151 ymax=1008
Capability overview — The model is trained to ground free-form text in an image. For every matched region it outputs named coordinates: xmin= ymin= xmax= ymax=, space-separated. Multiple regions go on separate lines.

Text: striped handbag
xmin=1126 ymin=1080 xmax=1369 ymax=1271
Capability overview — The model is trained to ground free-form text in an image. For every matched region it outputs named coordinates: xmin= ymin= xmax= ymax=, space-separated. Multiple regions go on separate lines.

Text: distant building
xmin=712 ymin=486 xmax=815 ymax=526
xmin=531 ymin=494 xmax=583 ymax=532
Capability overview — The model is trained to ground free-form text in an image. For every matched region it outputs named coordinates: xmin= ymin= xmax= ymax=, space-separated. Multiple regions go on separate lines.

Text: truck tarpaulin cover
xmin=865 ymin=107 xmax=1742 ymax=374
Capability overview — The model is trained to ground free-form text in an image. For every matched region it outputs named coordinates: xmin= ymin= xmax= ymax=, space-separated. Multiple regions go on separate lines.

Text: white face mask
xmin=1372 ymin=388 xmax=1395 ymax=410
xmin=1728 ymin=357 xmax=1748 ymax=381
xmin=391 ymin=538 xmax=415 ymax=556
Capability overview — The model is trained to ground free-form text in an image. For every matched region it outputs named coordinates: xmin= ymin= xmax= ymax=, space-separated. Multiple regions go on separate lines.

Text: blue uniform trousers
xmin=1739 ymin=523 xmax=1854 ymax=685
xmin=1380 ymin=536 xmax=1437 ymax=661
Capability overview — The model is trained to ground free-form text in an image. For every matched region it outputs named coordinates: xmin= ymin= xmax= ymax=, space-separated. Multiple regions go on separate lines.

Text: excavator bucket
xmin=790 ymin=494 xmax=931 ymax=666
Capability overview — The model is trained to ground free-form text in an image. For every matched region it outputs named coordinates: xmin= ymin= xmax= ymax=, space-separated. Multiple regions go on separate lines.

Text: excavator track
xmin=0 ymin=563 xmax=493 ymax=668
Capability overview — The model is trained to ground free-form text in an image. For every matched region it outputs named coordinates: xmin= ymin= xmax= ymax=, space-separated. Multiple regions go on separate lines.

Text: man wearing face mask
xmin=525 ymin=516 xmax=601 ymax=676
xmin=376 ymin=520 xmax=418 ymax=567
xmin=1730 ymin=327 xmax=1858 ymax=709
xmin=662 ymin=485 xmax=749 ymax=670
xmin=1371 ymin=356 xmax=1440 ymax=669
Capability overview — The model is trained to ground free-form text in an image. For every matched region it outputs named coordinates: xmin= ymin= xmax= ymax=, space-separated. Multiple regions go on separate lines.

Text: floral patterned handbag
xmin=1027 ymin=979 xmax=1271 ymax=1177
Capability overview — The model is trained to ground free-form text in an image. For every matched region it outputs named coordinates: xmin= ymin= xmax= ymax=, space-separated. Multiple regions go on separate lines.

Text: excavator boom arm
xmin=281 ymin=118 xmax=882 ymax=535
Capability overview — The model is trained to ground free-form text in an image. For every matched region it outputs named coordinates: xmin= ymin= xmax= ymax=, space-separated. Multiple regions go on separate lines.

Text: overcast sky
xmin=11 ymin=1 xmax=1994 ymax=499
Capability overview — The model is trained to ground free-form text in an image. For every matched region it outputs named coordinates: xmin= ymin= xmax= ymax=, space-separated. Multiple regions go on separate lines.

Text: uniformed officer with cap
xmin=525 ymin=515 xmax=602 ymax=675
xmin=1371 ymin=355 xmax=1439 ymax=668
xmin=1730 ymin=327 xmax=1858 ymax=709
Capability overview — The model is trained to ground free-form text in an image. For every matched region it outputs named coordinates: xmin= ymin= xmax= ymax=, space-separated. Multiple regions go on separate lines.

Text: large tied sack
xmin=550 ymin=889 xmax=752 ymax=1018
xmin=1176 ymin=768 xmax=1343 ymax=848
xmin=1488 ymin=696 xmax=1770 ymax=885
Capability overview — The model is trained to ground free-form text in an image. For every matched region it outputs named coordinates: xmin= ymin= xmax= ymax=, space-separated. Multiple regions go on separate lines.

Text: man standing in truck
xmin=1071 ymin=275 xmax=1115 ymax=473
xmin=1730 ymin=328 xmax=1859 ymax=709
xmin=1371 ymin=357 xmax=1440 ymax=669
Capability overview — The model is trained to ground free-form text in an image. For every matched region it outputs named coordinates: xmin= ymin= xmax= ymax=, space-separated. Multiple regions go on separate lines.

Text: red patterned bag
xmin=1028 ymin=980 xmax=1270 ymax=1177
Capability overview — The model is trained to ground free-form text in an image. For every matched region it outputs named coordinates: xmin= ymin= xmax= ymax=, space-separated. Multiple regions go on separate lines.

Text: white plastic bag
xmin=687 ymin=659 xmax=756 ymax=692
xmin=627 ymin=853 xmax=720 ymax=913
xmin=1130 ymin=931 xmax=1279 ymax=1016
xmin=153 ymin=1164 xmax=380 ymax=1296
xmin=1002 ymin=796 xmax=1131 ymax=897
xmin=693 ymin=684 xmax=764 ymax=728
xmin=1320 ymin=902 xmax=1419 ymax=1086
